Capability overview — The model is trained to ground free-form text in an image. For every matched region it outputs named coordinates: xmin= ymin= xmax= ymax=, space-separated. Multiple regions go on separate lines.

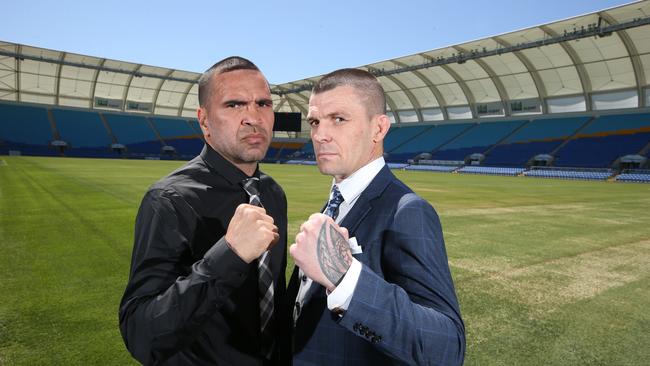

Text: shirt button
xmin=295 ymin=302 xmax=301 ymax=317
xmin=301 ymin=274 xmax=308 ymax=282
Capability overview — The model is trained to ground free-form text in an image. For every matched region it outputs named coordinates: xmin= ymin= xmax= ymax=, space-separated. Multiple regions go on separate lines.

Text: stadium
xmin=1 ymin=1 xmax=649 ymax=365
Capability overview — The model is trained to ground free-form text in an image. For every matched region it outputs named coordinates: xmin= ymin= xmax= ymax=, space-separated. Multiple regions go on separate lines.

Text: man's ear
xmin=197 ymin=107 xmax=210 ymax=137
xmin=372 ymin=114 xmax=391 ymax=143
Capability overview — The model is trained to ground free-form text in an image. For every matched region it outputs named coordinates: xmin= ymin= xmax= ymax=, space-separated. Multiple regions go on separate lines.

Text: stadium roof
xmin=1 ymin=1 xmax=649 ymax=126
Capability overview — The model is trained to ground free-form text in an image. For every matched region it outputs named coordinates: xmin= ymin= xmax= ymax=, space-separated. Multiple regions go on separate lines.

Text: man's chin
xmin=238 ymin=149 xmax=267 ymax=164
xmin=316 ymin=163 xmax=338 ymax=176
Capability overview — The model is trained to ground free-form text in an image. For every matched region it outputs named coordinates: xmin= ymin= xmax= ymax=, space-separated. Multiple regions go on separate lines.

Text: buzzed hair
xmin=198 ymin=56 xmax=261 ymax=107
xmin=311 ymin=68 xmax=386 ymax=116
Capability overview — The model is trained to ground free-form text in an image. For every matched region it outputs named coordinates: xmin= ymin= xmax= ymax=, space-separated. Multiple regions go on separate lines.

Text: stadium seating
xmin=524 ymin=168 xmax=612 ymax=181
xmin=151 ymin=117 xmax=203 ymax=158
xmin=434 ymin=120 xmax=525 ymax=160
xmin=387 ymin=123 xmax=472 ymax=162
xmin=3 ymin=101 xmax=650 ymax=176
xmin=386 ymin=162 xmax=409 ymax=169
xmin=483 ymin=116 xmax=590 ymax=166
xmin=457 ymin=166 xmax=525 ymax=176
xmin=285 ymin=159 xmax=317 ymax=166
xmin=615 ymin=169 xmax=650 ymax=183
xmin=0 ymin=103 xmax=57 ymax=156
xmin=52 ymin=109 xmax=115 ymax=157
xmin=384 ymin=125 xmax=431 ymax=155
xmin=554 ymin=113 xmax=650 ymax=167
xmin=405 ymin=165 xmax=458 ymax=172
xmin=104 ymin=113 xmax=162 ymax=157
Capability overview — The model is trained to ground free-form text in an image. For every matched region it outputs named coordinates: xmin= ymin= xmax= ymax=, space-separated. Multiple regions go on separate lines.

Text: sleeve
xmin=118 ymin=188 xmax=250 ymax=364
xmin=327 ymin=258 xmax=362 ymax=311
xmin=336 ymin=194 xmax=465 ymax=366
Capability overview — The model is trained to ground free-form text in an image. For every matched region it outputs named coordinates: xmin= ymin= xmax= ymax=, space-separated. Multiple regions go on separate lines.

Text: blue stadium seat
xmin=387 ymin=123 xmax=472 ymax=162
xmin=457 ymin=166 xmax=525 ymax=176
xmin=434 ymin=120 xmax=524 ymax=160
xmin=0 ymin=103 xmax=57 ymax=155
xmin=104 ymin=113 xmax=161 ymax=156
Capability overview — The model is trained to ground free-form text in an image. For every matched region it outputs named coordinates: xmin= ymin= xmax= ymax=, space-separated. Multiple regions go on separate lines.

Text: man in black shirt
xmin=119 ymin=57 xmax=289 ymax=365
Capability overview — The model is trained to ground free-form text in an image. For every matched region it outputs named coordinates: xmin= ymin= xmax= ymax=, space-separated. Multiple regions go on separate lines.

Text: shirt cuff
xmin=327 ymin=258 xmax=362 ymax=312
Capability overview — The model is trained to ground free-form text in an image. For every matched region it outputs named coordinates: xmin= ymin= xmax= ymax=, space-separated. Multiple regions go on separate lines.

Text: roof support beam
xmin=540 ymin=25 xmax=592 ymax=111
xmin=439 ymin=64 xmax=476 ymax=118
xmin=272 ymin=15 xmax=650 ymax=96
xmin=177 ymin=83 xmax=195 ymax=117
xmin=15 ymin=45 xmax=21 ymax=102
xmin=54 ymin=52 xmax=65 ymax=106
xmin=0 ymin=49 xmax=199 ymax=84
xmin=599 ymin=12 xmax=647 ymax=108
xmin=89 ymin=59 xmax=106 ymax=109
xmin=375 ymin=71 xmax=423 ymax=122
xmin=454 ymin=46 xmax=510 ymax=116
xmin=151 ymin=69 xmax=175 ymax=114
xmin=391 ymin=60 xmax=449 ymax=120
xmin=121 ymin=64 xmax=141 ymax=112
xmin=493 ymin=36 xmax=549 ymax=114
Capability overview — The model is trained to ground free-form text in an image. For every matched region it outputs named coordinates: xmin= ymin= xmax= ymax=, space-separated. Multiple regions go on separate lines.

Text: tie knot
xmin=241 ymin=177 xmax=263 ymax=207
xmin=324 ymin=185 xmax=344 ymax=219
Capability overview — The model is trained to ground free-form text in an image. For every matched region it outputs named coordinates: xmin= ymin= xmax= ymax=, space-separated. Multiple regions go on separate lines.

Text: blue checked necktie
xmin=293 ymin=185 xmax=346 ymax=324
xmin=324 ymin=185 xmax=345 ymax=220
xmin=241 ymin=177 xmax=274 ymax=359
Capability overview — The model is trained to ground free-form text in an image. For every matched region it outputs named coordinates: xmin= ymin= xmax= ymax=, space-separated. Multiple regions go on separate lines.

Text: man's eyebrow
xmin=326 ymin=111 xmax=346 ymax=118
xmin=222 ymin=98 xmax=246 ymax=105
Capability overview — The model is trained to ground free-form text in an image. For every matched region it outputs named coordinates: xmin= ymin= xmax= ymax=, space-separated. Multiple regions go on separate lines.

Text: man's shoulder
xmin=147 ymin=156 xmax=210 ymax=200
xmin=382 ymin=174 xmax=433 ymax=210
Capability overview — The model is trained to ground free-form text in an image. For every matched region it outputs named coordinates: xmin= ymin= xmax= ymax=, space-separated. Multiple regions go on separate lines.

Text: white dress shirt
xmin=294 ymin=157 xmax=385 ymax=322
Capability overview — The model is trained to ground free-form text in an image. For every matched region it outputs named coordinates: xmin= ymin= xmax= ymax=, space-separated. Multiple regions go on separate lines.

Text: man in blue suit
xmin=289 ymin=68 xmax=465 ymax=365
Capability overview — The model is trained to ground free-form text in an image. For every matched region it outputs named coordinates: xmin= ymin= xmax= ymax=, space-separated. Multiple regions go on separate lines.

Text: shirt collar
xmin=332 ymin=157 xmax=385 ymax=203
xmin=200 ymin=144 xmax=260 ymax=185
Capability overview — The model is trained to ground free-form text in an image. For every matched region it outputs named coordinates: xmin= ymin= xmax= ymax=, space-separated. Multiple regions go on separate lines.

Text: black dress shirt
xmin=119 ymin=144 xmax=289 ymax=366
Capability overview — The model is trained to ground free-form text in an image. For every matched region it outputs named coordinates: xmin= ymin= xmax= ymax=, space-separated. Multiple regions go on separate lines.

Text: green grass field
xmin=1 ymin=156 xmax=649 ymax=365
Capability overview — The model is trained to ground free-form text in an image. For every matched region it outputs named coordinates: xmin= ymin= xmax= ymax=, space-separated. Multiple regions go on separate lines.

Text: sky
xmin=1 ymin=0 xmax=637 ymax=85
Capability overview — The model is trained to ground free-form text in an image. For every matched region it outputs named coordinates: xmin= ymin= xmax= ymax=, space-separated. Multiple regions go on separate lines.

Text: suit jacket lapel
xmin=339 ymin=165 xmax=394 ymax=236
xmin=294 ymin=166 xmax=395 ymax=315
xmin=299 ymin=167 xmax=395 ymax=303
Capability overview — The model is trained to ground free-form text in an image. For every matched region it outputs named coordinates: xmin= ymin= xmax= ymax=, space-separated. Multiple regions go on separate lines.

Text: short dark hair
xmin=198 ymin=56 xmax=261 ymax=107
xmin=311 ymin=68 xmax=386 ymax=116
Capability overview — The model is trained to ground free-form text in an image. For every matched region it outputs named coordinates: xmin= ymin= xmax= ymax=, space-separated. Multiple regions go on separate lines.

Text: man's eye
xmin=258 ymin=101 xmax=272 ymax=108
xmin=334 ymin=117 xmax=346 ymax=123
xmin=309 ymin=120 xmax=319 ymax=127
xmin=226 ymin=102 xmax=244 ymax=108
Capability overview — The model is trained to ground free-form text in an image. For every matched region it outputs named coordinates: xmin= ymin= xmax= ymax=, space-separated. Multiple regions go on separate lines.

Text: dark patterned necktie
xmin=241 ymin=177 xmax=274 ymax=359
xmin=324 ymin=185 xmax=345 ymax=220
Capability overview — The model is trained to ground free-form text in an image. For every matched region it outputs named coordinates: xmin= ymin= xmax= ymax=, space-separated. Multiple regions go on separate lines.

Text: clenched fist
xmin=290 ymin=213 xmax=351 ymax=291
xmin=226 ymin=203 xmax=279 ymax=263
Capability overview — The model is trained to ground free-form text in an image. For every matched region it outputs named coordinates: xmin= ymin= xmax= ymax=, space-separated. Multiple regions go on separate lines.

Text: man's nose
xmin=242 ymin=105 xmax=265 ymax=126
xmin=312 ymin=125 xmax=332 ymax=143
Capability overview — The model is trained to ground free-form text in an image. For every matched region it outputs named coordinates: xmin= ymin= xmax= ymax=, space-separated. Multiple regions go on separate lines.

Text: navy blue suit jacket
xmin=288 ymin=166 xmax=465 ymax=365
